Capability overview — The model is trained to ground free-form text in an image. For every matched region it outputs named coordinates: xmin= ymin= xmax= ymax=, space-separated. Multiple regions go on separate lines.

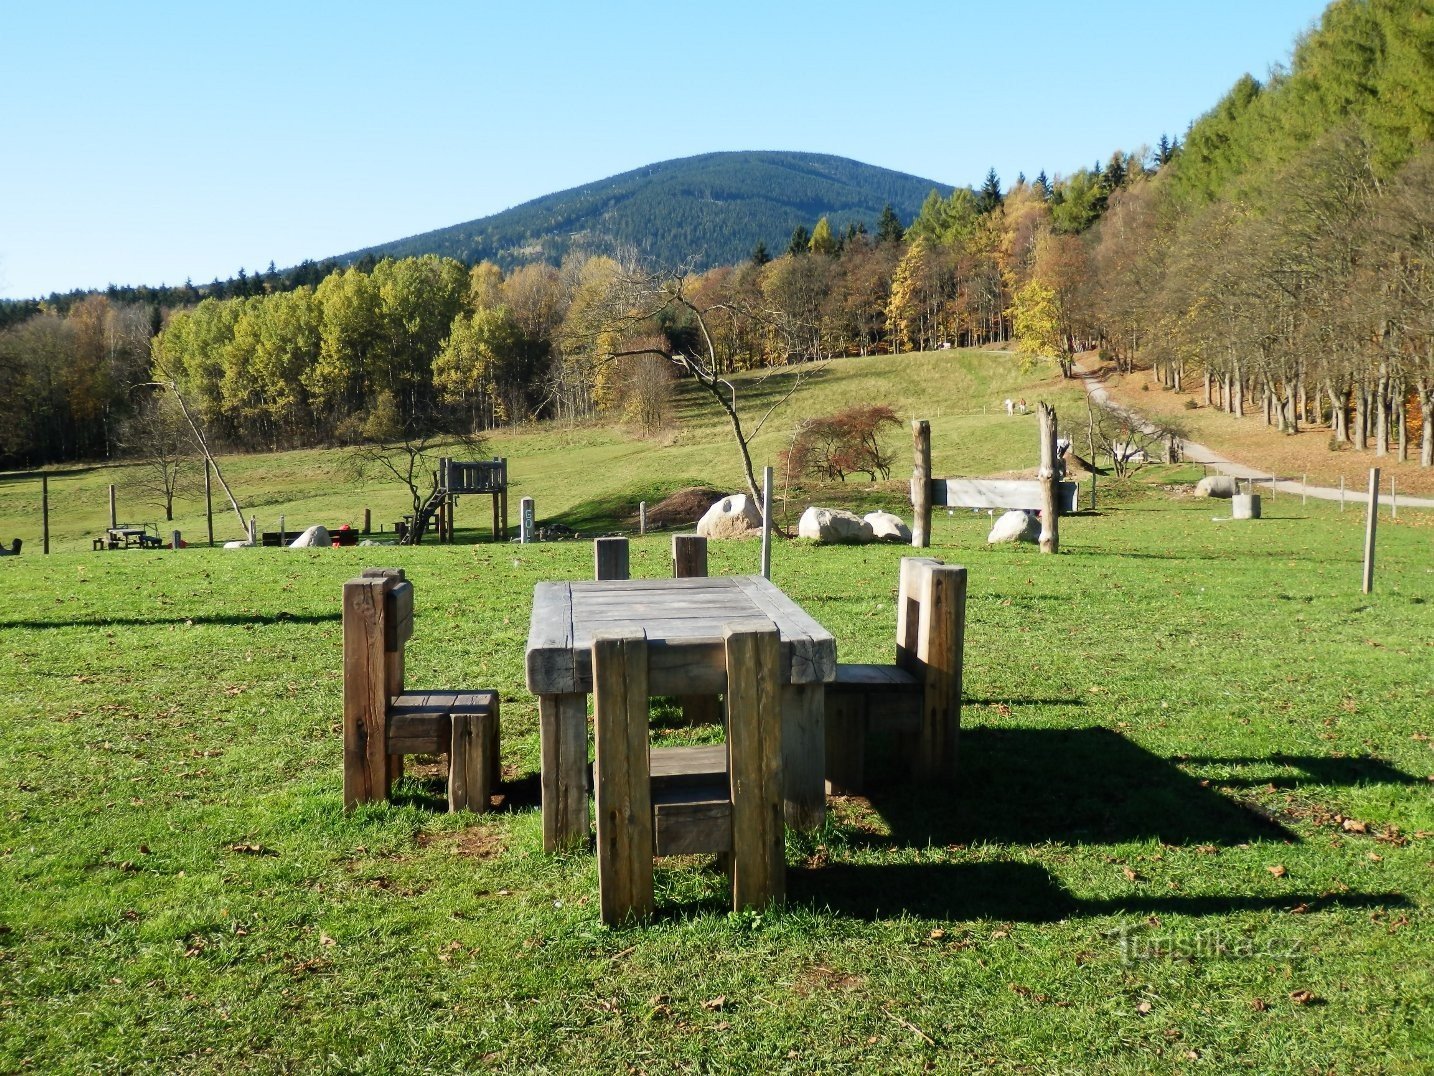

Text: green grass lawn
xmin=1 ymin=351 xmax=1431 ymax=1073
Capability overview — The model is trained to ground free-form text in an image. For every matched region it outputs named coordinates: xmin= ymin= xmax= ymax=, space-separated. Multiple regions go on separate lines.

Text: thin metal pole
xmin=42 ymin=475 xmax=50 ymax=554
xmin=1362 ymin=468 xmax=1380 ymax=595
xmin=204 ymin=460 xmax=214 ymax=546
xmin=1302 ymin=473 xmax=1306 ymax=506
xmin=1390 ymin=477 xmax=1397 ymax=520
xmin=1339 ymin=474 xmax=1345 ymax=512
xmin=760 ymin=466 xmax=773 ymax=580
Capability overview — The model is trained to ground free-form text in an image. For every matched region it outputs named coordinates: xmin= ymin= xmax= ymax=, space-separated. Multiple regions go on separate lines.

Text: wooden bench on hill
xmin=342 ymin=568 xmax=499 ymax=813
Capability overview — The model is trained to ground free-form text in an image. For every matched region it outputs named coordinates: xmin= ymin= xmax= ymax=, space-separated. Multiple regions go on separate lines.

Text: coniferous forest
xmin=1 ymin=0 xmax=1430 ymax=469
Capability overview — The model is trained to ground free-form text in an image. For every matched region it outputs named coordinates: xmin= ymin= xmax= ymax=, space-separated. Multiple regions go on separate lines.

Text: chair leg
xmin=725 ymin=624 xmax=784 ymax=911
xmin=593 ymin=632 xmax=654 ymax=925
xmin=824 ymin=693 xmax=868 ymax=795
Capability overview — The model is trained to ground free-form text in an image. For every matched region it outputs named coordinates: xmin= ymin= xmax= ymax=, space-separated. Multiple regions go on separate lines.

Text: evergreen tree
xmin=751 ymin=241 xmax=770 ymax=266
xmin=787 ymin=225 xmax=811 ymax=256
xmin=1156 ymin=133 xmax=1173 ymax=166
xmin=809 ymin=216 xmax=837 ymax=255
xmin=977 ymin=168 xmax=1003 ymax=213
xmin=1034 ymin=170 xmax=1051 ymax=200
xmin=876 ymin=203 xmax=904 ymax=243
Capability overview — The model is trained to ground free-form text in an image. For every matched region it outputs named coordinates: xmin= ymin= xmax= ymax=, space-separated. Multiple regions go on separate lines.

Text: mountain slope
xmin=339 ymin=151 xmax=955 ymax=270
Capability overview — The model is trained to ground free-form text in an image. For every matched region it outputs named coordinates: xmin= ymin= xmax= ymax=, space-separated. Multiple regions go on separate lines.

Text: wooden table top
xmin=525 ymin=575 xmax=837 ymax=695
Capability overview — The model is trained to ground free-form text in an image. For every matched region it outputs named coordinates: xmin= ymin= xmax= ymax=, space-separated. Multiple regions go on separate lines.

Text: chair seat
xmin=386 ymin=690 xmax=497 ymax=754
xmin=829 ymin=663 xmax=921 ymax=692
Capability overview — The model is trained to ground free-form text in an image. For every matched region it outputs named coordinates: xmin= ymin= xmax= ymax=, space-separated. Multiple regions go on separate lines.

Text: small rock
xmin=987 ymin=510 xmax=1040 ymax=544
xmin=288 ymin=525 xmax=331 ymax=549
xmin=798 ymin=507 xmax=875 ymax=544
xmin=863 ymin=511 xmax=911 ymax=543
xmin=1195 ymin=475 xmax=1241 ymax=498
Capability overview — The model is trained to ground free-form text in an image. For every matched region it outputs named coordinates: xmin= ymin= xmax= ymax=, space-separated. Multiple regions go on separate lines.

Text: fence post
xmin=673 ymin=534 xmax=708 ymax=578
xmin=205 ymin=461 xmax=214 ymax=546
xmin=594 ymin=536 xmax=630 ymax=581
xmin=520 ymin=497 xmax=534 ymax=543
xmin=639 ymin=501 xmax=647 ymax=537
xmin=1362 ymin=467 xmax=1380 ymax=595
xmin=109 ymin=483 xmax=117 ymax=530
xmin=363 ymin=508 xmax=371 ymax=534
xmin=760 ymin=465 xmax=773 ymax=581
xmin=42 ymin=475 xmax=50 ymax=555
xmin=1390 ymin=476 xmax=1397 ymax=520
xmin=911 ymin=419 xmax=931 ymax=548
xmin=172 ymin=530 xmax=181 ymax=551
xmin=1038 ymin=403 xmax=1059 ymax=554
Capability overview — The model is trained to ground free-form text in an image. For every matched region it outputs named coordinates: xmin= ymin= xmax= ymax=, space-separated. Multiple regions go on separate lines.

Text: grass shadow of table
xmin=787 ymin=860 xmax=1406 ymax=923
xmin=857 ymin=725 xmax=1295 ymax=849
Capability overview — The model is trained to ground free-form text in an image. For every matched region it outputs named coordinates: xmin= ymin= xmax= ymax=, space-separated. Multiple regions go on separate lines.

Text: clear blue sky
xmin=0 ymin=0 xmax=1330 ymax=300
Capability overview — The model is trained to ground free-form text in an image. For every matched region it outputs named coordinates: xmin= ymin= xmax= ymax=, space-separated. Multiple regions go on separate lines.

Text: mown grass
xmin=1 ymin=350 xmax=1432 ymax=1073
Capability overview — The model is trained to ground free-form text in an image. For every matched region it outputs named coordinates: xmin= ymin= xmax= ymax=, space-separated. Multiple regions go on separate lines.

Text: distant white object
xmin=1231 ymin=494 xmax=1262 ymax=519
xmin=222 ymin=539 xmax=253 ymax=550
xmin=863 ymin=511 xmax=911 ymax=543
xmin=289 ymin=525 xmax=331 ymax=549
xmin=987 ymin=510 xmax=1041 ymax=544
xmin=695 ymin=494 xmax=762 ymax=539
xmin=798 ymin=506 xmax=875 ymax=544
xmin=1004 ymin=398 xmax=1014 ymax=416
xmin=1195 ymin=475 xmax=1241 ymax=498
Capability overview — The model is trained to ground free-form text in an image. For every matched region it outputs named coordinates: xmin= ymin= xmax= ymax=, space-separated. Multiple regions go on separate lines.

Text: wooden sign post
xmin=911 ymin=419 xmax=932 ymax=548
xmin=1037 ymin=403 xmax=1059 ymax=554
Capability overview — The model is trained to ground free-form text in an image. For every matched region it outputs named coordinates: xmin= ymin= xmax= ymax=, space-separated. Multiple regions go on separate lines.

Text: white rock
xmin=222 ymin=539 xmax=253 ymax=549
xmin=798 ymin=506 xmax=876 ymax=544
xmin=695 ymin=494 xmax=762 ymax=539
xmin=288 ymin=525 xmax=331 ymax=549
xmin=1195 ymin=475 xmax=1241 ymax=498
xmin=863 ymin=511 xmax=911 ymax=543
xmin=987 ymin=510 xmax=1040 ymax=544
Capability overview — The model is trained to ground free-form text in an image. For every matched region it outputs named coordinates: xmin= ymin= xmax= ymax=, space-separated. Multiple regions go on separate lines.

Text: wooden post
xmin=520 ymin=497 xmax=534 ymax=543
xmin=500 ymin=487 xmax=509 ymax=541
xmin=594 ymin=536 xmax=630 ymax=580
xmin=1037 ymin=403 xmax=1059 ymax=554
xmin=726 ymin=623 xmax=784 ymax=910
xmin=914 ymin=564 xmax=967 ymax=783
xmin=1340 ymin=474 xmax=1345 ymax=512
xmin=171 ymin=530 xmax=181 ymax=550
xmin=540 ymin=693 xmax=590 ymax=852
xmin=639 ymin=501 xmax=647 ymax=537
xmin=42 ymin=475 xmax=50 ymax=555
xmin=363 ymin=508 xmax=371 ymax=535
xmin=1090 ymin=470 xmax=1097 ymax=511
xmin=109 ymin=484 xmax=117 ymax=529
xmin=673 ymin=534 xmax=708 ymax=578
xmin=248 ymin=517 xmax=257 ymax=545
xmin=1390 ymin=476 xmax=1397 ymax=520
xmin=760 ymin=465 xmax=773 ymax=581
xmin=205 ymin=461 xmax=214 ymax=547
xmin=672 ymin=533 xmax=716 ymax=727
xmin=911 ymin=419 xmax=932 ymax=548
xmin=592 ymin=631 xmax=655 ymax=924
xmin=1363 ymin=467 xmax=1380 ymax=595
xmin=491 ymin=492 xmax=500 ymax=542
xmin=279 ymin=514 xmax=286 ymax=546
xmin=343 ymin=577 xmax=391 ymax=809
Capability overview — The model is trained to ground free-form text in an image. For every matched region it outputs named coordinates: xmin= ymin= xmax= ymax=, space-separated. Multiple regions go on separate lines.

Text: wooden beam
xmin=726 ymin=624 xmax=784 ymax=910
xmin=911 ymin=419 xmax=931 ymax=548
xmin=342 ymin=578 xmax=391 ymax=809
xmin=1038 ymin=403 xmax=1059 ymax=554
xmin=594 ymin=536 xmax=630 ymax=581
xmin=540 ymin=692 xmax=589 ymax=852
xmin=592 ymin=631 xmax=654 ymax=924
xmin=915 ymin=565 xmax=967 ymax=783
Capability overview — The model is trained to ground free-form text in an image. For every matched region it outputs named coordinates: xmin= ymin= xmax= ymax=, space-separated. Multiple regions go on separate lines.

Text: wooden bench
xmin=342 ymin=568 xmax=499 ymax=813
xmin=592 ymin=621 xmax=784 ymax=924
xmin=824 ymin=558 xmax=967 ymax=794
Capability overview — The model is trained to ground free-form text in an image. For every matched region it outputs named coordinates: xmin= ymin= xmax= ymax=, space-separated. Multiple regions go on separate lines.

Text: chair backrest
xmin=591 ymin=618 xmax=782 ymax=923
xmin=893 ymin=557 xmax=967 ymax=782
xmin=594 ymin=536 xmax=629 ymax=580
xmin=672 ymin=534 xmax=708 ymax=578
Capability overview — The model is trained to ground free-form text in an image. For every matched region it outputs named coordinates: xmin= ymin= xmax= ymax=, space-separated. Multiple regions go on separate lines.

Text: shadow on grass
xmin=1179 ymin=753 xmax=1425 ymax=789
xmin=788 ymin=861 xmax=1407 ymax=922
xmin=859 ymin=726 xmax=1295 ymax=847
xmin=0 ymin=612 xmax=341 ymax=630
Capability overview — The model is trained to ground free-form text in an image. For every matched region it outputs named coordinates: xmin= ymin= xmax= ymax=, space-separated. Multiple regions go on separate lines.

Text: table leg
xmin=781 ymin=683 xmax=825 ymax=831
xmin=540 ymin=692 xmax=589 ymax=852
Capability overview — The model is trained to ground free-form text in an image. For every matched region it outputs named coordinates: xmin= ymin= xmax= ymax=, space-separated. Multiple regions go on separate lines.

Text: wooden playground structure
xmin=401 ymin=458 xmax=509 ymax=545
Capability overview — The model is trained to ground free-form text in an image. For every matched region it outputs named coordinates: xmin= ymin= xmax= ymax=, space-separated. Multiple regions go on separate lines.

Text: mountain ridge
xmin=336 ymin=150 xmax=956 ymax=270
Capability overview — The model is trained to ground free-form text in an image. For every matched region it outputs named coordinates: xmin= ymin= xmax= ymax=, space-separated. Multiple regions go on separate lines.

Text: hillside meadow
xmin=2 ymin=350 xmax=1431 ymax=1072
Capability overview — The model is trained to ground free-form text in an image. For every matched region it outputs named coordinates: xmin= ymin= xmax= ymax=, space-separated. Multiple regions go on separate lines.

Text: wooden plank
xmin=387 ymin=707 xmax=450 ymax=754
xmin=823 ymin=691 xmax=867 ymax=796
xmin=931 ymin=478 xmax=1079 ymax=513
xmin=830 ymin=663 xmax=921 ymax=691
xmin=342 ymin=578 xmax=390 ymax=810
xmin=915 ymin=565 xmax=967 ymax=783
xmin=539 ymin=692 xmax=589 ymax=852
xmin=526 ymin=582 xmax=576 ymax=695
xmin=896 ymin=558 xmax=941 ymax=673
xmin=727 ymin=624 xmax=785 ymax=909
xmin=386 ymin=580 xmax=414 ymax=650
xmin=650 ymin=744 xmax=726 ymax=785
xmin=781 ymin=683 xmax=825 ymax=832
xmin=594 ymin=537 xmax=630 ymax=581
xmin=672 ymin=534 xmax=708 ymax=578
xmin=654 ymin=800 xmax=732 ymax=856
xmin=592 ymin=632 xmax=654 ymax=925
xmin=731 ymin=576 xmax=836 ymax=684
xmin=449 ymin=711 xmax=495 ymax=813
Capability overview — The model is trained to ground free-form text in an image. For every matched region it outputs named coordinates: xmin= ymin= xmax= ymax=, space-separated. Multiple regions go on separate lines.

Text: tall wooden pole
xmin=204 ymin=460 xmax=214 ymax=547
xmin=1038 ymin=403 xmax=1059 ymax=554
xmin=42 ymin=475 xmax=50 ymax=554
xmin=108 ymin=484 xmax=117 ymax=529
xmin=1362 ymin=467 xmax=1380 ymax=595
xmin=911 ymin=419 xmax=931 ymax=548
xmin=760 ymin=465 xmax=773 ymax=580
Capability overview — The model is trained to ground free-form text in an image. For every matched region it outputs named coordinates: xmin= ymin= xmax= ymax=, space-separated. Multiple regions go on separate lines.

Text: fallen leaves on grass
xmin=1341 ymin=818 xmax=1369 ymax=834
xmin=1267 ymin=864 xmax=1287 ymax=878
xmin=1123 ymin=867 xmax=1144 ymax=882
xmin=1249 ymin=998 xmax=1268 ymax=1012
xmin=1289 ymin=989 xmax=1323 ymax=1006
xmin=227 ymin=842 xmax=276 ymax=856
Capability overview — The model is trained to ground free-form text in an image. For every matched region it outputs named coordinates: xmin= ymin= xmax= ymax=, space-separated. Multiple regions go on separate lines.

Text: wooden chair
xmin=592 ymin=619 xmax=784 ymax=924
xmin=342 ymin=568 xmax=499 ymax=813
xmin=824 ymin=558 xmax=967 ymax=794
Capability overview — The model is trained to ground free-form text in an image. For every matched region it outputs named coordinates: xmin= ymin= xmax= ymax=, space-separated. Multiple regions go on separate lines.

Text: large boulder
xmin=798 ymin=506 xmax=876 ymax=544
xmin=222 ymin=539 xmax=253 ymax=549
xmin=695 ymin=494 xmax=762 ymax=539
xmin=863 ymin=511 xmax=911 ymax=543
xmin=1195 ymin=475 xmax=1241 ymax=498
xmin=288 ymin=525 xmax=331 ymax=549
xmin=987 ymin=510 xmax=1040 ymax=544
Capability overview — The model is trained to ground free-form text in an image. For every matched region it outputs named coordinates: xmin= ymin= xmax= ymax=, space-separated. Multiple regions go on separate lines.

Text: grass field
xmin=2 ymin=351 xmax=1431 ymax=1073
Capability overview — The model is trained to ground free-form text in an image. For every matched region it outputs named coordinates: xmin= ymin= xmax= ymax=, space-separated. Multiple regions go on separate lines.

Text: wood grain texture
xmin=727 ymin=624 xmax=785 ymax=910
xmin=781 ymin=683 xmax=825 ymax=831
xmin=342 ymin=578 xmax=390 ymax=810
xmin=896 ymin=557 xmax=942 ymax=673
xmin=592 ymin=632 xmax=654 ymax=925
xmin=911 ymin=419 xmax=931 ymax=547
xmin=594 ymin=537 xmax=630 ymax=581
xmin=539 ymin=693 xmax=589 ymax=852
xmin=672 ymin=534 xmax=708 ymax=578
xmin=915 ymin=564 xmax=967 ymax=782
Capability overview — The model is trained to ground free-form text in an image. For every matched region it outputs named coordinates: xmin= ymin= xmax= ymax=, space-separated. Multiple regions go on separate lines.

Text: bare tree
xmin=116 ymin=391 xmax=198 ymax=520
xmin=1082 ymin=398 xmax=1189 ymax=478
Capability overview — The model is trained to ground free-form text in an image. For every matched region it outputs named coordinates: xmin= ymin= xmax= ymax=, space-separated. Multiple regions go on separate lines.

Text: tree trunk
xmin=1353 ymin=385 xmax=1366 ymax=449
xmin=1418 ymin=379 xmax=1433 ymax=467
xmin=1037 ymin=403 xmax=1059 ymax=555
xmin=1375 ymin=365 xmax=1389 ymax=457
xmin=1263 ymin=379 xmax=1274 ymax=427
xmin=1232 ymin=365 xmax=1244 ymax=417
xmin=1204 ymin=367 xmax=1213 ymax=406
xmin=1395 ymin=380 xmax=1408 ymax=462
xmin=1327 ymin=380 xmax=1347 ymax=443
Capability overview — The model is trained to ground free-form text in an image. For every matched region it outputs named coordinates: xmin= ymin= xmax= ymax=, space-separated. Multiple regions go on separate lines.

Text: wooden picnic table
xmin=525 ymin=574 xmax=837 ymax=850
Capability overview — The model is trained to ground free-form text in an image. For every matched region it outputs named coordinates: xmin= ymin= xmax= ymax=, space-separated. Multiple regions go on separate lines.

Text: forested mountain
xmin=336 ymin=151 xmax=953 ymax=271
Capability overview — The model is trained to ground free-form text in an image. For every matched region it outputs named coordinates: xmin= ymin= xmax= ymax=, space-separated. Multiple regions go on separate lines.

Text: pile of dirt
xmin=640 ymin=487 xmax=729 ymax=529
